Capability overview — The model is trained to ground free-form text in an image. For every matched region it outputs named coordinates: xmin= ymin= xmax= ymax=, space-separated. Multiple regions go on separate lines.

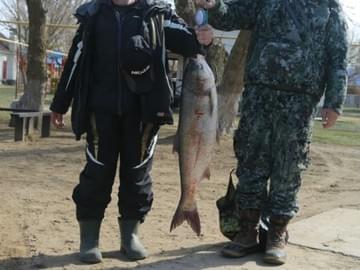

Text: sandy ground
xmin=0 ymin=119 xmax=359 ymax=270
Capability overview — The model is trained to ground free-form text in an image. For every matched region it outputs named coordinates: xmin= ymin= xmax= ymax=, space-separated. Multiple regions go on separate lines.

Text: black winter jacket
xmin=50 ymin=0 xmax=201 ymax=140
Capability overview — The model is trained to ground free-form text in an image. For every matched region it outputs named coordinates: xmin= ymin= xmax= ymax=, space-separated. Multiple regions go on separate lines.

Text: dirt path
xmin=0 ymin=123 xmax=359 ymax=270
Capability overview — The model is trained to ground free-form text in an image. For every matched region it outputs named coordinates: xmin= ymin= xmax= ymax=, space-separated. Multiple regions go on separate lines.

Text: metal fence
xmin=345 ymin=94 xmax=360 ymax=108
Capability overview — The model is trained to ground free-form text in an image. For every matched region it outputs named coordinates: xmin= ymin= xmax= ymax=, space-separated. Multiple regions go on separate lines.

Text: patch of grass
xmin=0 ymin=86 xmax=54 ymax=123
xmin=0 ymin=86 xmax=16 ymax=122
xmin=0 ymin=86 xmax=16 ymax=107
xmin=343 ymin=107 xmax=360 ymax=117
xmin=313 ymin=115 xmax=360 ymax=146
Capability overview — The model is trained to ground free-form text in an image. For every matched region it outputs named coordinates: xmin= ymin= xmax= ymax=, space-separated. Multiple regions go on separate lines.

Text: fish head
xmin=183 ymin=56 xmax=215 ymax=96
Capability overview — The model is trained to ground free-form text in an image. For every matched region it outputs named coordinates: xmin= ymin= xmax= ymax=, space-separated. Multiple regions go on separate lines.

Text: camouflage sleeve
xmin=323 ymin=5 xmax=349 ymax=115
xmin=208 ymin=0 xmax=262 ymax=31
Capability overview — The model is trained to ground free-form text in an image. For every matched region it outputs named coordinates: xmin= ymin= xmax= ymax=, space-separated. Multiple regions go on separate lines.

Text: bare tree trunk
xmin=0 ymin=0 xmax=84 ymax=52
xmin=205 ymin=39 xmax=228 ymax=88
xmin=14 ymin=0 xmax=47 ymax=111
xmin=217 ymin=30 xmax=251 ymax=134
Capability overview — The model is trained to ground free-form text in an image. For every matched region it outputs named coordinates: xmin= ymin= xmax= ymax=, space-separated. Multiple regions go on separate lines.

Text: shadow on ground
xmin=0 ymin=243 xmax=272 ymax=270
xmin=0 ymin=127 xmax=13 ymax=141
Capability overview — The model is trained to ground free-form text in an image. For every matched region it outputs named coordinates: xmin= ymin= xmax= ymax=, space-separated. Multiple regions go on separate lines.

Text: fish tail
xmin=170 ymin=205 xmax=201 ymax=236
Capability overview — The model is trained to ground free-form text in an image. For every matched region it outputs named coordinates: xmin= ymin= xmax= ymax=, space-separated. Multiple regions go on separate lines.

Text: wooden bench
xmin=10 ymin=111 xmax=51 ymax=142
xmin=0 ymin=107 xmax=52 ymax=141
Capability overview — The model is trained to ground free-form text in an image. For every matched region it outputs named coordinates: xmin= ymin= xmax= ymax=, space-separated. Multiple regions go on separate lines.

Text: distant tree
xmin=349 ymin=44 xmax=360 ymax=75
xmin=13 ymin=0 xmax=46 ymax=110
xmin=43 ymin=0 xmax=86 ymax=51
xmin=348 ymin=43 xmax=360 ymax=94
xmin=0 ymin=0 xmax=85 ymax=52
xmin=0 ymin=0 xmax=87 ymax=109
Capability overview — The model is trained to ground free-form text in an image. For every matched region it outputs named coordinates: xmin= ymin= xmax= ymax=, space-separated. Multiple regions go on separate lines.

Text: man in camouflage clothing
xmin=196 ymin=0 xmax=348 ymax=265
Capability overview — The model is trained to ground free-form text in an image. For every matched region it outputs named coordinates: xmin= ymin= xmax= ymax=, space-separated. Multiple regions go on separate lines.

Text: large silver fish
xmin=170 ymin=55 xmax=218 ymax=236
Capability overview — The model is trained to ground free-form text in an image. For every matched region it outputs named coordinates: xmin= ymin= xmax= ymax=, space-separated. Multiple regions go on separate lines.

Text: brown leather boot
xmin=263 ymin=216 xmax=290 ymax=265
xmin=221 ymin=209 xmax=261 ymax=258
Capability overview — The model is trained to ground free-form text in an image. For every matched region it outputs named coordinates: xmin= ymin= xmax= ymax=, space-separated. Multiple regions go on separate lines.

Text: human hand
xmin=194 ymin=0 xmax=216 ymax=9
xmin=51 ymin=112 xmax=65 ymax=129
xmin=321 ymin=108 xmax=339 ymax=129
xmin=195 ymin=24 xmax=214 ymax=46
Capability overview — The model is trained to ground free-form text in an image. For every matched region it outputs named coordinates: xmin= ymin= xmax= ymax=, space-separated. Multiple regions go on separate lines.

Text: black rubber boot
xmin=118 ymin=218 xmax=148 ymax=260
xmin=263 ymin=216 xmax=290 ymax=265
xmin=221 ymin=209 xmax=261 ymax=258
xmin=79 ymin=220 xmax=102 ymax=264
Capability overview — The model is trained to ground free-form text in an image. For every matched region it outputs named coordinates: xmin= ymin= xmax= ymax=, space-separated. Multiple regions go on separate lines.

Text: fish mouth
xmin=185 ymin=56 xmax=209 ymax=72
xmin=183 ymin=57 xmax=215 ymax=95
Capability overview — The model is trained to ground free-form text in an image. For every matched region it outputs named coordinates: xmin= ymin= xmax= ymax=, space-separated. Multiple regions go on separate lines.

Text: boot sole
xmin=79 ymin=258 xmax=102 ymax=264
xmin=221 ymin=244 xmax=260 ymax=258
xmin=263 ymin=255 xmax=286 ymax=265
xmin=120 ymin=247 xmax=147 ymax=261
xmin=79 ymin=254 xmax=102 ymax=264
xmin=79 ymin=248 xmax=102 ymax=264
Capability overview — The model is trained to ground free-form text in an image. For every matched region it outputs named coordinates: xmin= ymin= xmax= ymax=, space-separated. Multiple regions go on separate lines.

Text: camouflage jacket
xmin=208 ymin=0 xmax=349 ymax=113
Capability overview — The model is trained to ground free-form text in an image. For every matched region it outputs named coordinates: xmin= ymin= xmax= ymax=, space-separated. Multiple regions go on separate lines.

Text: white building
xmin=0 ymin=32 xmax=17 ymax=85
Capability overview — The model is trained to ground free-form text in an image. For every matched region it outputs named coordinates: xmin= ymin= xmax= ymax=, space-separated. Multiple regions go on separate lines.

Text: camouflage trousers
xmin=234 ymin=85 xmax=319 ymax=218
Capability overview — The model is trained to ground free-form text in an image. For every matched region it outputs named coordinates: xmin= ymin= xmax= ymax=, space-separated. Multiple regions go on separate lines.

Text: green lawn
xmin=0 ymin=86 xmax=17 ymax=122
xmin=0 ymin=86 xmax=54 ymax=122
xmin=0 ymin=86 xmax=16 ymax=107
xmin=312 ymin=112 xmax=360 ymax=146
xmin=343 ymin=107 xmax=360 ymax=114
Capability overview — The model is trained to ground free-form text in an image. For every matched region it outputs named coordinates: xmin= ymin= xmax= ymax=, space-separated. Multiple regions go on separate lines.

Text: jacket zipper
xmin=115 ymin=10 xmax=124 ymax=116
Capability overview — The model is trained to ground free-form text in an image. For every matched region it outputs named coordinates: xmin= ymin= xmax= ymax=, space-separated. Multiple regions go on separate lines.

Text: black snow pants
xmin=72 ymin=111 xmax=159 ymax=222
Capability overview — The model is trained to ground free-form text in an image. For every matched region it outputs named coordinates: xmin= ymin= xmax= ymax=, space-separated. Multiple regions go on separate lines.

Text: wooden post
xmin=13 ymin=114 xmax=25 ymax=141
xmin=41 ymin=113 xmax=51 ymax=138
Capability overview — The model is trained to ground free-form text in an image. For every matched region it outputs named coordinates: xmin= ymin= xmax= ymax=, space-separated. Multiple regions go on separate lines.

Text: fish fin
xmin=172 ymin=131 xmax=179 ymax=154
xmin=210 ymin=89 xmax=216 ymax=116
xmin=202 ymin=166 xmax=211 ymax=180
xmin=170 ymin=206 xmax=201 ymax=236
